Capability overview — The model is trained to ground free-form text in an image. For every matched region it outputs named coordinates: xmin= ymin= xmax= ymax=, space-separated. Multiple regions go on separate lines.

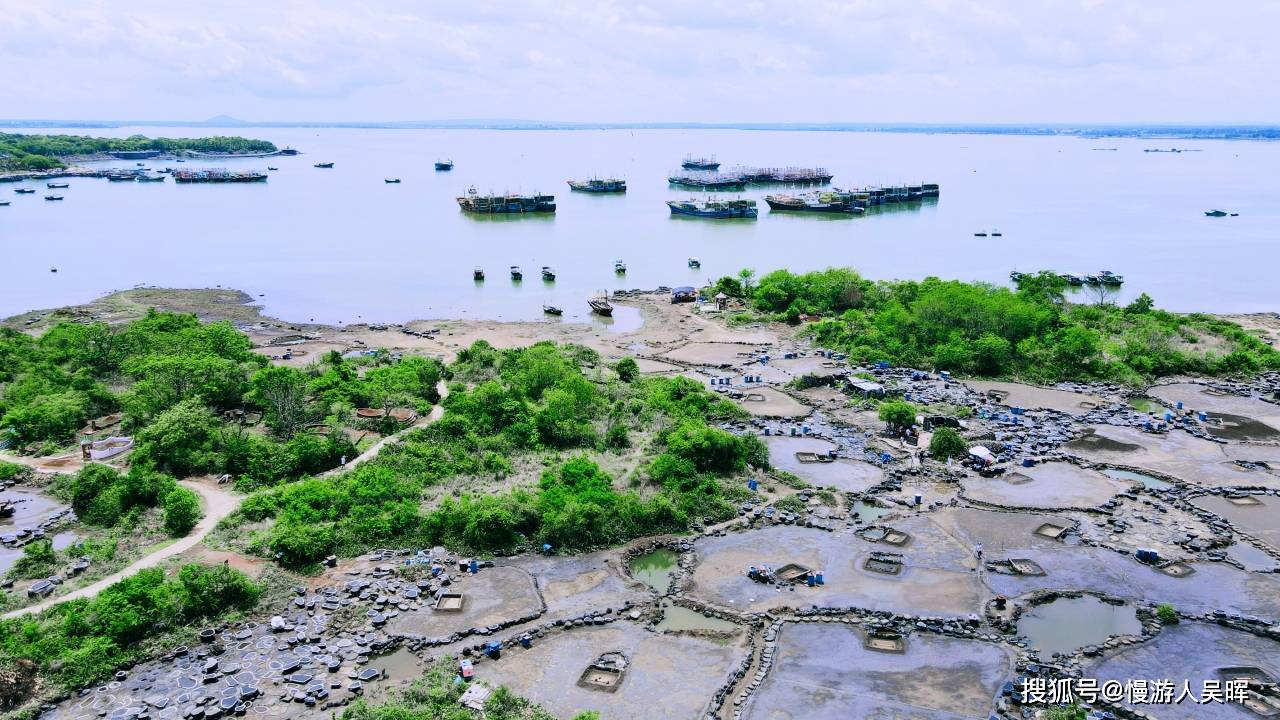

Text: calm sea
xmin=2 ymin=127 xmax=1276 ymax=324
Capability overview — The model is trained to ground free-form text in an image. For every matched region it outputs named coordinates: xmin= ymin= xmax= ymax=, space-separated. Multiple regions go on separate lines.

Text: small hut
xmin=714 ymin=292 xmax=729 ymax=311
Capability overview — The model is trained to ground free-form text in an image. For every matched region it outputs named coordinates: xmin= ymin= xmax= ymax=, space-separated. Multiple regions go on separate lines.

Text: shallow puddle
xmin=51 ymin=531 xmax=78 ymax=551
xmin=1226 ymin=542 xmax=1278 ymax=572
xmin=657 ymin=604 xmax=739 ymax=632
xmin=849 ymin=500 xmax=894 ymax=523
xmin=1128 ymin=397 xmax=1171 ymax=416
xmin=377 ymin=647 xmax=422 ymax=683
xmin=1017 ymin=596 xmax=1141 ymax=657
xmin=1102 ymin=468 xmax=1174 ymax=490
xmin=630 ymin=549 xmax=678 ymax=591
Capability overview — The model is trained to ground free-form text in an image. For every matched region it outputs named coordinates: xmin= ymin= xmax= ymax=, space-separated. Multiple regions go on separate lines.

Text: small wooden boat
xmin=510 ymin=266 xmax=523 ymax=280
xmin=687 ymin=257 xmax=701 ymax=268
xmin=0 ymin=201 xmax=9 ymax=206
xmin=473 ymin=267 xmax=485 ymax=281
xmin=541 ymin=266 xmax=556 ymax=281
xmin=991 ymin=229 xmax=1003 ymax=237
xmin=47 ymin=182 xmax=69 ymax=189
xmin=175 ymin=159 xmax=186 ymax=162
xmin=384 ymin=178 xmax=401 ymax=183
xmin=314 ymin=162 xmax=334 ymax=169
xmin=15 ymin=188 xmax=35 ymax=194
xmin=267 ymin=166 xmax=278 ymax=171
xmin=1065 ymin=274 xmax=1085 ymax=286
xmin=973 ymin=231 xmax=988 ymax=237
xmin=614 ymin=260 xmax=626 ymax=274
xmin=136 ymin=174 xmax=165 ymax=182
xmin=435 ymin=159 xmax=454 ymax=171
xmin=589 ymin=294 xmax=613 ymax=317
xmin=136 ymin=162 xmax=145 ymax=167
xmin=45 ymin=195 xmax=64 ymax=201
xmin=543 ymin=305 xmax=563 ymax=315
xmin=1205 ymin=209 xmax=1227 ymax=217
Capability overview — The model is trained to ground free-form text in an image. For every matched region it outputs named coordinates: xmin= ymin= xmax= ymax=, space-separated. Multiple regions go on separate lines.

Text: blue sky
xmin=2 ymin=0 xmax=1274 ymax=123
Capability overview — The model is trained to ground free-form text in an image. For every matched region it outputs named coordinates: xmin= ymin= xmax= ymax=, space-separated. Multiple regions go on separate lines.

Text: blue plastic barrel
xmin=747 ymin=479 xmax=759 ymax=492
xmin=468 ymin=559 xmax=478 ymax=574
xmin=1176 ymin=401 xmax=1184 ymax=409
xmin=806 ymin=574 xmax=815 ymax=587
xmin=815 ymin=572 xmax=824 ymax=585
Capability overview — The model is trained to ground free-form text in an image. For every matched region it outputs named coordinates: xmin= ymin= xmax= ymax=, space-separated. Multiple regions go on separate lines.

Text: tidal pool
xmin=1102 ymin=468 xmax=1174 ymax=490
xmin=1017 ymin=595 xmax=1142 ymax=657
xmin=657 ymin=604 xmax=739 ymax=632
xmin=1226 ymin=542 xmax=1278 ymax=572
xmin=850 ymin=500 xmax=894 ymax=523
xmin=631 ymin=549 xmax=678 ymax=592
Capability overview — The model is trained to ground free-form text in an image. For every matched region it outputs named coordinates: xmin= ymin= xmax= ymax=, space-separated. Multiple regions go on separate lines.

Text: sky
xmin=1 ymin=0 xmax=1276 ymax=124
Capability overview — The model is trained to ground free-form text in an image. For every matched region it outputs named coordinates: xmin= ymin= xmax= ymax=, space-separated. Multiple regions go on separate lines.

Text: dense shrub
xmin=928 ymin=427 xmax=967 ymax=460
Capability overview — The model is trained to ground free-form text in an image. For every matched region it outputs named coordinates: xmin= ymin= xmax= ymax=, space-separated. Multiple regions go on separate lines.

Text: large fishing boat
xmin=567 ymin=178 xmax=626 ymax=193
xmin=589 ymin=293 xmax=614 ymax=317
xmin=765 ymin=190 xmax=865 ymax=214
xmin=172 ymin=169 xmax=268 ymax=183
xmin=456 ymin=187 xmax=555 ymax=214
xmin=435 ymin=159 xmax=454 ymax=171
xmin=667 ymin=198 xmax=757 ymax=219
xmin=681 ymin=155 xmax=720 ymax=170
xmin=667 ymin=172 xmax=747 ymax=191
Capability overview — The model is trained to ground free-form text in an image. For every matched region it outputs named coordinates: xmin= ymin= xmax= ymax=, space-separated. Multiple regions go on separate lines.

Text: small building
xmin=714 ymin=292 xmax=729 ymax=311
xmin=847 ymin=376 xmax=885 ymax=398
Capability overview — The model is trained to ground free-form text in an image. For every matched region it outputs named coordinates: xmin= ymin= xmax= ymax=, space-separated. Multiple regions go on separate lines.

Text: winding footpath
xmin=2 ymin=381 xmax=448 ymax=619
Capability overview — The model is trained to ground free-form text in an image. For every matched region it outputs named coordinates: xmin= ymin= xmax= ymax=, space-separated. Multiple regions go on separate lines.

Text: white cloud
xmin=0 ymin=0 xmax=1275 ymax=122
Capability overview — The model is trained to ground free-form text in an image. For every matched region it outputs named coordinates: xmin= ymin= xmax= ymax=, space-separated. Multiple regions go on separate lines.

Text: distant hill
xmin=203 ymin=115 xmax=249 ymax=126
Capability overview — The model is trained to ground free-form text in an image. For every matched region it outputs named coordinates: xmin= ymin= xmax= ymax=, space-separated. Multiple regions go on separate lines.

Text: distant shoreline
xmin=1 ymin=120 xmax=1278 ymax=141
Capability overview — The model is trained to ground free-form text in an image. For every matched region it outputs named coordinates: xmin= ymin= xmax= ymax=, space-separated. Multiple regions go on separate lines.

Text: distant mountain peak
xmin=204 ymin=115 xmax=247 ymax=126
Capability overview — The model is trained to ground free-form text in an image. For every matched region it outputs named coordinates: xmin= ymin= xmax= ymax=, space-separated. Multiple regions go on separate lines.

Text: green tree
xmin=614 ymin=356 xmax=639 ymax=382
xmin=878 ymin=401 xmax=918 ymax=430
xmin=131 ymin=398 xmax=224 ymax=477
xmin=163 ymin=486 xmax=202 ymax=536
xmin=249 ymin=365 xmax=310 ymax=438
xmin=928 ymin=427 xmax=967 ymax=460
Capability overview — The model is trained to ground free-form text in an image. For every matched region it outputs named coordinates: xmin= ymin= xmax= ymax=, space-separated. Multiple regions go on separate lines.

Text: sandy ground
xmin=964 ymin=380 xmax=1105 ymax=413
xmin=4 ymin=478 xmax=240 ymax=619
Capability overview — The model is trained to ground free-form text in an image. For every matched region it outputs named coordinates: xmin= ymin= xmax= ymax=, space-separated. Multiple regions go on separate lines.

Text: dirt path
xmin=3 ymin=478 xmax=241 ymax=619
xmin=0 ymin=451 xmax=86 ymax=475
xmin=318 ymin=381 xmax=448 ymax=478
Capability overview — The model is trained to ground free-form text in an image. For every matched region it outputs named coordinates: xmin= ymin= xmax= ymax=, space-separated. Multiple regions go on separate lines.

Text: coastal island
xmin=2 ymin=269 xmax=1279 ymax=718
xmin=0 ymin=132 xmax=283 ymax=172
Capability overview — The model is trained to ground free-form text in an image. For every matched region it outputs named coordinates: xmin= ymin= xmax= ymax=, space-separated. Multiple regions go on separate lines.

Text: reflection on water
xmin=1018 ymin=596 xmax=1142 ymax=656
xmin=630 ymin=549 xmax=678 ymax=591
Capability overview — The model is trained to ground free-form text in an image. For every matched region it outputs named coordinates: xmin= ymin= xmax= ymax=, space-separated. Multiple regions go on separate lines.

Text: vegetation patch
xmin=0 ymin=132 xmax=277 ymax=171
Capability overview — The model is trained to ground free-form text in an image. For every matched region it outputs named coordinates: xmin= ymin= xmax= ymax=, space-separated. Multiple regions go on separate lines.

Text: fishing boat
xmin=567 ymin=178 xmax=626 ymax=193
xmin=173 ymin=169 xmax=267 ymax=183
xmin=589 ymin=293 xmax=613 ymax=317
xmin=667 ymin=198 xmax=757 ymax=219
xmin=136 ymin=174 xmax=165 ymax=182
xmin=473 ymin=267 xmax=485 ymax=281
xmin=991 ymin=229 xmax=1003 ymax=237
xmin=267 ymin=166 xmax=278 ymax=171
xmin=14 ymin=188 xmax=34 ymax=194
xmin=510 ymin=266 xmax=523 ymax=280
xmin=1096 ymin=270 xmax=1124 ymax=285
xmin=314 ymin=162 xmax=334 ymax=168
xmin=681 ymin=155 xmax=720 ymax=170
xmin=614 ymin=260 xmax=626 ymax=274
xmin=1009 ymin=271 xmax=1025 ymax=282
xmin=0 ymin=201 xmax=9 ymax=207
xmin=667 ymin=172 xmax=746 ymax=191
xmin=175 ymin=159 xmax=186 ymax=162
xmin=435 ymin=159 xmax=454 ymax=171
xmin=543 ymin=305 xmax=563 ymax=316
xmin=1064 ymin=274 xmax=1085 ymax=286
xmin=541 ymin=266 xmax=556 ymax=281
xmin=45 ymin=195 xmax=64 ymax=201
xmin=1205 ymin=209 xmax=1227 ymax=217
xmin=973 ymin=231 xmax=988 ymax=237
xmin=385 ymin=178 xmax=401 ymax=184
xmin=457 ymin=187 xmax=556 ymax=214
xmin=688 ymin=257 xmax=701 ymax=268
xmin=764 ymin=190 xmax=864 ymax=214
xmin=107 ymin=174 xmax=136 ymax=182
xmin=136 ymin=162 xmax=145 ymax=167
xmin=47 ymin=182 xmax=69 ymax=189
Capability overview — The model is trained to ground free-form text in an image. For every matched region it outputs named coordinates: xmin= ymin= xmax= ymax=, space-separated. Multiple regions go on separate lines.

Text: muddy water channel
xmin=630 ymin=549 xmax=678 ymax=591
xmin=1017 ymin=596 xmax=1142 ymax=657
